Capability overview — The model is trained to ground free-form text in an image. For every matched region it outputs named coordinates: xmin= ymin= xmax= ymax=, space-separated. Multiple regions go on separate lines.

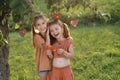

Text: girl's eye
xmin=36 ymin=24 xmax=40 ymax=26
xmin=55 ymin=28 xmax=58 ymax=30
xmin=42 ymin=22 xmax=45 ymax=25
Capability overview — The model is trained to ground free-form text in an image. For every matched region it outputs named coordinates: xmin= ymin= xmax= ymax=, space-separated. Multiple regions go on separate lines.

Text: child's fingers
xmin=57 ymin=49 xmax=64 ymax=54
xmin=46 ymin=27 xmax=49 ymax=35
xmin=46 ymin=28 xmax=50 ymax=44
xmin=34 ymin=27 xmax=40 ymax=33
xmin=46 ymin=50 xmax=53 ymax=59
xmin=48 ymin=55 xmax=53 ymax=59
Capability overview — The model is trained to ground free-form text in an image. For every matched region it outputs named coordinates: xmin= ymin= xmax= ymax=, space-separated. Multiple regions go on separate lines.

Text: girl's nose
xmin=43 ymin=25 xmax=46 ymax=28
xmin=40 ymin=26 xmax=44 ymax=29
xmin=53 ymin=31 xmax=57 ymax=34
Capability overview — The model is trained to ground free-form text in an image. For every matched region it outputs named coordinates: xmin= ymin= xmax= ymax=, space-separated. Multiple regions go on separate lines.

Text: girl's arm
xmin=57 ymin=38 xmax=74 ymax=59
xmin=34 ymin=35 xmax=44 ymax=48
xmin=63 ymin=43 xmax=74 ymax=59
xmin=46 ymin=27 xmax=50 ymax=45
xmin=46 ymin=28 xmax=53 ymax=59
xmin=46 ymin=50 xmax=53 ymax=59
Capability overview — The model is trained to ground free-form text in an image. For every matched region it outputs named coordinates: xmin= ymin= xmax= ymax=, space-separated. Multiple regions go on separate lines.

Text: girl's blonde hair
xmin=32 ymin=15 xmax=48 ymax=35
xmin=31 ymin=15 xmax=48 ymax=47
xmin=47 ymin=20 xmax=70 ymax=44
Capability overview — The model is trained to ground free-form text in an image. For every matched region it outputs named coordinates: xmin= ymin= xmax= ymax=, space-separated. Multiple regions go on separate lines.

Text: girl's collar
xmin=57 ymin=38 xmax=65 ymax=42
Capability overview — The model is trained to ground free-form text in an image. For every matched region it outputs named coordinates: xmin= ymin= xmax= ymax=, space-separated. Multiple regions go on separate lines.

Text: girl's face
xmin=50 ymin=24 xmax=63 ymax=40
xmin=34 ymin=18 xmax=47 ymax=35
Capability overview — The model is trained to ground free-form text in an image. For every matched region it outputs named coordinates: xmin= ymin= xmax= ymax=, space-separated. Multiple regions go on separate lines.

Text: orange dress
xmin=49 ymin=38 xmax=74 ymax=80
xmin=34 ymin=34 xmax=51 ymax=72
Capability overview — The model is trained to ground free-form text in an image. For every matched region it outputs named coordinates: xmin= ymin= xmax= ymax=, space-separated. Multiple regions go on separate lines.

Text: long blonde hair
xmin=31 ymin=15 xmax=48 ymax=47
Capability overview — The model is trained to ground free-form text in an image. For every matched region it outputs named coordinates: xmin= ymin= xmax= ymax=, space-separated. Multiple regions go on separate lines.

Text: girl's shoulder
xmin=34 ymin=34 xmax=45 ymax=43
xmin=34 ymin=34 xmax=43 ymax=40
xmin=66 ymin=37 xmax=73 ymax=43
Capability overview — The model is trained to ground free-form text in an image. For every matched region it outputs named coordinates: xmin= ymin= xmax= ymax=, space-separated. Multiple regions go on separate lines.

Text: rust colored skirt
xmin=47 ymin=65 xmax=73 ymax=80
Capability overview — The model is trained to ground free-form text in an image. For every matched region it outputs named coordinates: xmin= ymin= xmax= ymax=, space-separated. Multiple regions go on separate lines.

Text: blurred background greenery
xmin=8 ymin=0 xmax=120 ymax=32
xmin=4 ymin=0 xmax=120 ymax=80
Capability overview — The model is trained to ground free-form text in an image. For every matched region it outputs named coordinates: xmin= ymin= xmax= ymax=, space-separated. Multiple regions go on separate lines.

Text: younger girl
xmin=32 ymin=15 xmax=52 ymax=80
xmin=47 ymin=20 xmax=74 ymax=80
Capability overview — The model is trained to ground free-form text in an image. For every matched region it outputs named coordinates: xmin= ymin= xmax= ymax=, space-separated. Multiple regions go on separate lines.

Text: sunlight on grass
xmin=9 ymin=25 xmax=120 ymax=80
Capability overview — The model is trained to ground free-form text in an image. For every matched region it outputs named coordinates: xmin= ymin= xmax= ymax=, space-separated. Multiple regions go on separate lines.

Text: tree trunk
xmin=0 ymin=20 xmax=9 ymax=80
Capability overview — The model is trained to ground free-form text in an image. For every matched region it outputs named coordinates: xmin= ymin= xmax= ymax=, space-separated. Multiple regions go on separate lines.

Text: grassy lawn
xmin=9 ymin=25 xmax=120 ymax=80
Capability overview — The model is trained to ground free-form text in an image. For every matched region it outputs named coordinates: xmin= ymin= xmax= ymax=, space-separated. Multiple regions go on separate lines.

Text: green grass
xmin=9 ymin=25 xmax=120 ymax=80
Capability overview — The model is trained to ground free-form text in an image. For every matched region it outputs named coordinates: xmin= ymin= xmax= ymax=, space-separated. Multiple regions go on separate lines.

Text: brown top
xmin=34 ymin=34 xmax=51 ymax=72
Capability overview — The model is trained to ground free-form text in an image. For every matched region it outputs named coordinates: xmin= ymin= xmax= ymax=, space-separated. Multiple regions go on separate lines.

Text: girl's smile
xmin=50 ymin=24 xmax=64 ymax=40
xmin=54 ymin=33 xmax=59 ymax=37
xmin=35 ymin=19 xmax=47 ymax=35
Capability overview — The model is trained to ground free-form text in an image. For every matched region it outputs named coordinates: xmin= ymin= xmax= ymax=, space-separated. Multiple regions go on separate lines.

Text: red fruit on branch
xmin=19 ymin=29 xmax=27 ymax=37
xmin=70 ymin=19 xmax=78 ymax=27
xmin=51 ymin=13 xmax=62 ymax=20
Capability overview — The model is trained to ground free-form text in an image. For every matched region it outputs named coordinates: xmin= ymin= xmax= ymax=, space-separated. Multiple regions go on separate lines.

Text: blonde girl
xmin=32 ymin=15 xmax=52 ymax=80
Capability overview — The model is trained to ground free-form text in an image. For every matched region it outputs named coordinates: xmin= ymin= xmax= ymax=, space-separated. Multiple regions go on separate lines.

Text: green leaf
xmin=15 ymin=23 xmax=20 ymax=29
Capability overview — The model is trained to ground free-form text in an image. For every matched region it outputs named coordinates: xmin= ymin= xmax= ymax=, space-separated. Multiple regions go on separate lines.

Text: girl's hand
xmin=57 ymin=49 xmax=64 ymax=55
xmin=46 ymin=28 xmax=50 ymax=45
xmin=46 ymin=27 xmax=49 ymax=36
xmin=34 ymin=27 xmax=40 ymax=33
xmin=46 ymin=50 xmax=53 ymax=59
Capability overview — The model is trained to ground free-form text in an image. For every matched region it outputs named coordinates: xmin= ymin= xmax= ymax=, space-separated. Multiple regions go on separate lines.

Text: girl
xmin=47 ymin=20 xmax=74 ymax=80
xmin=32 ymin=15 xmax=52 ymax=80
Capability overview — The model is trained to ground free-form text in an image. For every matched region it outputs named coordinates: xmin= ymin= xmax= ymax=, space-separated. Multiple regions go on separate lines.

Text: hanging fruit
xmin=19 ymin=29 xmax=27 ymax=37
xmin=51 ymin=13 xmax=62 ymax=20
xmin=70 ymin=19 xmax=78 ymax=27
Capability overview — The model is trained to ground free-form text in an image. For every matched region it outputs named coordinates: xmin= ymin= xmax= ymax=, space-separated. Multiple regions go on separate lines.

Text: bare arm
xmin=57 ymin=38 xmax=74 ymax=59
xmin=63 ymin=43 xmax=74 ymax=59
xmin=46 ymin=28 xmax=53 ymax=59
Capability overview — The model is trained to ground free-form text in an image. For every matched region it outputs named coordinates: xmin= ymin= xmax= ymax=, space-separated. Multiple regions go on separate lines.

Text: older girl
xmin=32 ymin=15 xmax=52 ymax=80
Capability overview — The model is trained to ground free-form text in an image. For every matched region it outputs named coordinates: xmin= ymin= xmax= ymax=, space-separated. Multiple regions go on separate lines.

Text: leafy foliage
xmin=45 ymin=0 xmax=91 ymax=11
xmin=95 ymin=0 xmax=120 ymax=23
xmin=0 ymin=0 xmax=34 ymax=52
xmin=45 ymin=0 xmax=120 ymax=25
xmin=9 ymin=0 xmax=33 ymax=23
xmin=0 ymin=0 xmax=34 ymax=33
